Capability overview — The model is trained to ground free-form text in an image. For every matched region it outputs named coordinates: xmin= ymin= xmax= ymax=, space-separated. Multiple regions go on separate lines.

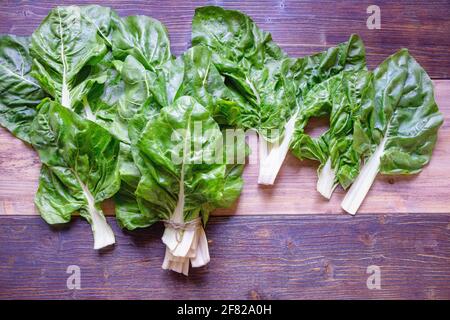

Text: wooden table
xmin=1 ymin=0 xmax=449 ymax=299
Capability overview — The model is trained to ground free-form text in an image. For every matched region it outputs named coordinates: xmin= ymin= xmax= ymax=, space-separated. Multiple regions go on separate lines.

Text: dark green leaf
xmin=30 ymin=99 xmax=120 ymax=249
xmin=0 ymin=35 xmax=46 ymax=143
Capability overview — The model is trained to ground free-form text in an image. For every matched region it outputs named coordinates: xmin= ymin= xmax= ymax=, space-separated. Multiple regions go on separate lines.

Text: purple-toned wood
xmin=0 ymin=215 xmax=449 ymax=300
xmin=0 ymin=0 xmax=449 ymax=78
xmin=1 ymin=0 xmax=450 ymax=300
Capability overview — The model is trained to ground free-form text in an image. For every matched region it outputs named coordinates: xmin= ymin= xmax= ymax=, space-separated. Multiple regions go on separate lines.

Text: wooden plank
xmin=0 ymin=0 xmax=449 ymax=78
xmin=1 ymin=80 xmax=449 ymax=216
xmin=0 ymin=214 xmax=449 ymax=299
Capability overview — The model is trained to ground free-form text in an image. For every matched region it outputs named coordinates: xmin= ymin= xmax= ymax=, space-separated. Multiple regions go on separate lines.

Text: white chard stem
xmin=317 ymin=158 xmax=337 ymax=199
xmin=161 ymin=220 xmax=210 ymax=276
xmin=341 ymin=136 xmax=387 ymax=215
xmin=74 ymin=172 xmax=115 ymax=250
xmin=258 ymin=111 xmax=298 ymax=185
xmin=61 ymin=81 xmax=71 ymax=108
xmin=88 ymin=204 xmax=116 ymax=250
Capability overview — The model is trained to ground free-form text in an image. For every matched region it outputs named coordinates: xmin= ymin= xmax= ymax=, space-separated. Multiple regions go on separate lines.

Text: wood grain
xmin=0 ymin=215 xmax=449 ymax=299
xmin=1 ymin=81 xmax=449 ymax=216
xmin=1 ymin=0 xmax=449 ymax=301
xmin=1 ymin=0 xmax=450 ymax=78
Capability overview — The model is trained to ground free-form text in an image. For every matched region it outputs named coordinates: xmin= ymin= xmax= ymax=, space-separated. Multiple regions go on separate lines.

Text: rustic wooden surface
xmin=0 ymin=215 xmax=449 ymax=299
xmin=0 ymin=0 xmax=450 ymax=300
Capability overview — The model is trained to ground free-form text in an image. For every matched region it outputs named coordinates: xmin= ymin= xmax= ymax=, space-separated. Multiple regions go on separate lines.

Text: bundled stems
xmin=161 ymin=189 xmax=210 ymax=275
xmin=341 ymin=136 xmax=387 ymax=215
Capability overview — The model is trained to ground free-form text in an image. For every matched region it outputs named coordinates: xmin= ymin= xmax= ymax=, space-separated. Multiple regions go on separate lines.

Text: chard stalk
xmin=75 ymin=172 xmax=115 ymax=249
xmin=341 ymin=136 xmax=387 ymax=215
xmin=258 ymin=110 xmax=298 ymax=185
xmin=317 ymin=158 xmax=337 ymax=199
xmin=86 ymin=203 xmax=116 ymax=250
xmin=57 ymin=7 xmax=71 ymax=108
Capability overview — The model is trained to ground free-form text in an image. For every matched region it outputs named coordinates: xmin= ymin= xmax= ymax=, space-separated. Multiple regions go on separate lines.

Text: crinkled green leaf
xmin=83 ymin=53 xmax=129 ymax=142
xmin=0 ymin=35 xmax=46 ymax=143
xmin=291 ymin=70 xmax=373 ymax=189
xmin=192 ymin=6 xmax=296 ymax=142
xmin=30 ymin=99 xmax=120 ymax=248
xmin=111 ymin=15 xmax=171 ymax=71
xmin=342 ymin=50 xmax=443 ymax=214
xmin=35 ymin=164 xmax=83 ymax=224
xmin=147 ymin=45 xmax=248 ymax=125
xmin=292 ymin=34 xmax=366 ymax=99
xmin=119 ymin=54 xmax=159 ymax=121
xmin=114 ymin=142 xmax=159 ymax=230
xmin=81 ymin=5 xmax=115 ymax=47
xmin=30 ymin=6 xmax=108 ymax=108
xmin=117 ymin=96 xmax=243 ymax=229
xmin=357 ymin=49 xmax=443 ymax=174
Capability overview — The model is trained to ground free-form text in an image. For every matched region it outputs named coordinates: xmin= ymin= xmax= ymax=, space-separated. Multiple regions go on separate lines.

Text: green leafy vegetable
xmin=0 ymin=35 xmax=47 ymax=143
xmin=118 ymin=54 xmax=159 ymax=121
xmin=290 ymin=70 xmax=373 ymax=198
xmin=131 ymin=96 xmax=243 ymax=275
xmin=259 ymin=34 xmax=367 ymax=185
xmin=108 ymin=14 xmax=174 ymax=225
xmin=112 ymin=15 xmax=171 ymax=71
xmin=0 ymin=4 xmax=444 ymax=276
xmin=81 ymin=5 xmax=115 ymax=47
xmin=341 ymin=49 xmax=443 ymax=214
xmin=114 ymin=44 xmax=247 ymax=234
xmin=147 ymin=45 xmax=248 ymax=123
xmin=30 ymin=5 xmax=109 ymax=108
xmin=192 ymin=6 xmax=296 ymax=142
xmin=31 ymin=99 xmax=121 ymax=249
xmin=192 ymin=7 xmax=367 ymax=185
xmin=83 ymin=53 xmax=129 ymax=142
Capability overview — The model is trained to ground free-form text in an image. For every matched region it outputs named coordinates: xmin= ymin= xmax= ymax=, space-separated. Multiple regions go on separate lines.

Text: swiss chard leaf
xmin=81 ymin=5 xmax=115 ymax=47
xmin=30 ymin=99 xmax=120 ymax=249
xmin=83 ymin=53 xmax=129 ymax=142
xmin=30 ymin=6 xmax=109 ymax=108
xmin=132 ymin=95 xmax=243 ymax=274
xmin=147 ymin=45 xmax=248 ymax=125
xmin=192 ymin=6 xmax=296 ymax=142
xmin=118 ymin=54 xmax=160 ymax=121
xmin=358 ymin=49 xmax=443 ymax=173
xmin=342 ymin=49 xmax=444 ymax=214
xmin=135 ymin=96 xmax=233 ymax=221
xmin=107 ymin=14 xmax=174 ymax=224
xmin=192 ymin=7 xmax=367 ymax=186
xmin=112 ymin=15 xmax=172 ymax=71
xmin=0 ymin=35 xmax=47 ymax=143
xmin=114 ymin=141 xmax=159 ymax=230
xmin=291 ymin=34 xmax=367 ymax=99
xmin=290 ymin=70 xmax=374 ymax=197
